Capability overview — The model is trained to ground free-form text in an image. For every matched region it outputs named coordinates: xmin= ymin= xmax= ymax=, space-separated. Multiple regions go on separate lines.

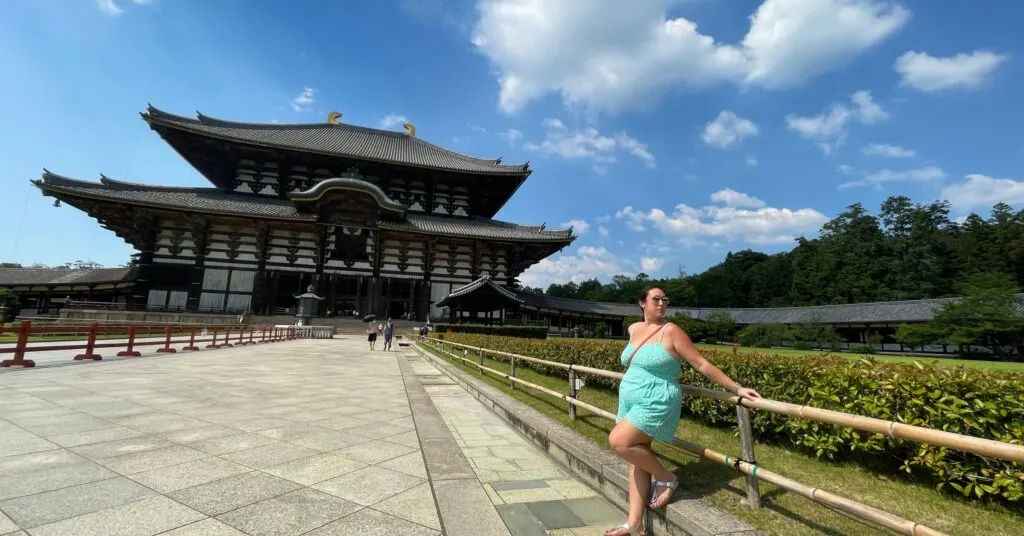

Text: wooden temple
xmin=33 ymin=106 xmax=575 ymax=321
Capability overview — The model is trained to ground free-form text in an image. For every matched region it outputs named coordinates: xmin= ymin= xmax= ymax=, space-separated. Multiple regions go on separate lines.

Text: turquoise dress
xmin=615 ymin=329 xmax=683 ymax=443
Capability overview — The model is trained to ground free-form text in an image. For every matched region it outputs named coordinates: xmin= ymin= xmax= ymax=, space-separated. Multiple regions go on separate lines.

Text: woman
xmin=606 ymin=287 xmax=761 ymax=536
xmin=366 ymin=320 xmax=378 ymax=351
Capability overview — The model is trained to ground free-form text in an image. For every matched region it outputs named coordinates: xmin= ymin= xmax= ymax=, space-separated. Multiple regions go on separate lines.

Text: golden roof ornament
xmin=326 ymin=111 xmax=342 ymax=125
xmin=403 ymin=122 xmax=416 ymax=137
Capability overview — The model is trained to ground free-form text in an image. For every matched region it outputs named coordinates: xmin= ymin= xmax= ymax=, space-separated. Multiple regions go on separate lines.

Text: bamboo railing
xmin=422 ymin=338 xmax=1024 ymax=536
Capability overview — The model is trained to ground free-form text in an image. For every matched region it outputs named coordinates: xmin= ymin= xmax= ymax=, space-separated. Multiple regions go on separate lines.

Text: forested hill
xmin=529 ymin=196 xmax=1024 ymax=308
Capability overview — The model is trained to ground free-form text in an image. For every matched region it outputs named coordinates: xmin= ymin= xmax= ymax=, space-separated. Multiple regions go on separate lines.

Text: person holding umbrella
xmin=365 ymin=314 xmax=378 ymax=350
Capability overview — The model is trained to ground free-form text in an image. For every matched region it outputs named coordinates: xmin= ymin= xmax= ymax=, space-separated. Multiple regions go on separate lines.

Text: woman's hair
xmin=637 ymin=287 xmax=658 ymax=310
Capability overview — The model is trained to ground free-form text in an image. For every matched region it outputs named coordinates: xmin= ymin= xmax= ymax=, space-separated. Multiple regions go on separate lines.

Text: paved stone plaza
xmin=0 ymin=338 xmax=625 ymax=535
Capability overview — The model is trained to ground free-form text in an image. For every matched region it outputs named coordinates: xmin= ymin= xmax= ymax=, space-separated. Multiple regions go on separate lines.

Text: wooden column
xmin=252 ymin=223 xmax=270 ymax=314
xmin=186 ymin=216 xmax=208 ymax=311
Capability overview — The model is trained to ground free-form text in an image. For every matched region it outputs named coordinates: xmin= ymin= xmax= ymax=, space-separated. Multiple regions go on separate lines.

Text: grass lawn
xmin=421 ymin=343 xmax=1024 ymax=536
xmin=696 ymin=343 xmax=1024 ymax=373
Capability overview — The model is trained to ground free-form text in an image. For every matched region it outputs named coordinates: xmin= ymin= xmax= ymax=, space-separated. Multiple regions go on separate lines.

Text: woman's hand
xmin=736 ymin=387 xmax=761 ymax=400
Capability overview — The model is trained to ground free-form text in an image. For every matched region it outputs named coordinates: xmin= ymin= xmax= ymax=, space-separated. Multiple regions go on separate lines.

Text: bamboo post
xmin=510 ymin=356 xmax=516 ymax=390
xmin=736 ymin=405 xmax=761 ymax=508
xmin=117 ymin=325 xmax=142 ymax=357
xmin=568 ymin=367 xmax=578 ymax=420
xmin=0 ymin=321 xmax=35 ymax=368
xmin=74 ymin=323 xmax=102 ymax=360
xmin=479 ymin=347 xmax=484 ymax=366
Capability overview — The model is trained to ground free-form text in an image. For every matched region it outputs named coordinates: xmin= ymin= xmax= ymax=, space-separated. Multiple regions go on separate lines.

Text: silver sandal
xmin=649 ymin=477 xmax=679 ymax=508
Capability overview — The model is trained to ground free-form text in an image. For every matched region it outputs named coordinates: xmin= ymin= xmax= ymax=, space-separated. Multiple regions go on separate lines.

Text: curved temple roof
xmin=33 ymin=171 xmax=575 ymax=243
xmin=436 ymin=275 xmax=524 ymax=308
xmin=288 ymin=177 xmax=408 ymax=218
xmin=142 ymin=105 xmax=530 ymax=176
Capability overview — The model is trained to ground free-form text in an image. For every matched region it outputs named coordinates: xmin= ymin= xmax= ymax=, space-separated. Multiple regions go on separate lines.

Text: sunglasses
xmin=651 ymin=296 xmax=670 ymax=305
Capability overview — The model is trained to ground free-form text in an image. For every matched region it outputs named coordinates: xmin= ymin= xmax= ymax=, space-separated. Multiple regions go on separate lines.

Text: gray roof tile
xmin=0 ymin=267 xmax=134 ymax=287
xmin=34 ymin=172 xmax=573 ymax=243
xmin=516 ymin=293 xmax=1024 ymax=325
xmin=437 ymin=275 xmax=524 ymax=307
xmin=143 ymin=106 xmax=529 ymax=176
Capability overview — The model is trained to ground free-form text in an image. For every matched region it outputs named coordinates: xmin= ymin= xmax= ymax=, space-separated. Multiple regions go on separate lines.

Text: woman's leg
xmin=605 ymin=463 xmax=649 ymax=536
xmin=608 ymin=420 xmax=677 ymax=508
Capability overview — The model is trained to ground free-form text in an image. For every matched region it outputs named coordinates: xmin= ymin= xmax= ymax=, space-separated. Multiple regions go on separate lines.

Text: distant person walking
xmin=366 ymin=320 xmax=377 ymax=351
xmin=383 ymin=318 xmax=394 ymax=351
xmin=605 ymin=287 xmax=761 ymax=536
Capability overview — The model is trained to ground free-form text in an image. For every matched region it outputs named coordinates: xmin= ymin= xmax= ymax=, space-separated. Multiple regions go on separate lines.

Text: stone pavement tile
xmin=256 ymin=423 xmax=332 ymax=440
xmin=229 ymin=415 xmax=296 ymax=432
xmin=216 ymin=488 xmax=360 ymax=536
xmin=421 ymin=438 xmax=476 ymax=480
xmin=473 ymin=456 xmax=521 ymax=472
xmin=432 ymin=478 xmax=511 ymax=536
xmin=342 ymin=422 xmax=413 ymax=441
xmin=484 ymin=483 xmax=505 ymax=505
xmin=27 ymin=496 xmax=205 ymax=536
xmin=286 ymin=430 xmax=369 ymax=451
xmin=494 ymin=503 xmax=548 ymax=536
xmin=462 ymin=446 xmax=493 ymax=458
xmin=336 ymin=439 xmax=416 ymax=465
xmin=312 ymin=466 xmax=424 ymax=506
xmin=220 ymin=442 xmax=319 ymax=469
xmin=526 ymin=500 xmax=586 ymax=530
xmin=188 ymin=432 xmax=279 ymax=455
xmin=0 ymin=426 xmax=58 ymax=458
xmin=263 ymin=452 xmax=366 ymax=486
xmin=466 ymin=438 xmax=511 ymax=447
xmin=127 ymin=456 xmax=249 ymax=493
xmin=491 ymin=480 xmax=550 ymax=491
xmin=0 ymin=510 xmax=18 ymax=534
xmin=372 ymin=482 xmax=442 ymax=530
xmin=497 ymin=487 xmax=566 ymax=504
xmin=313 ymin=416 xmax=378 ymax=431
xmin=307 ymin=508 xmax=440 ymax=536
xmin=388 ymin=415 xmax=415 ymax=428
xmin=112 ymin=412 xmax=208 ymax=434
xmin=96 ymin=444 xmax=208 ymax=475
xmin=547 ymin=479 xmax=599 ymax=500
xmin=69 ymin=435 xmax=176 ymax=460
xmin=475 ymin=468 xmax=502 ymax=483
xmin=169 ymin=471 xmax=301 ymax=516
xmin=160 ymin=424 xmax=242 ymax=444
xmin=47 ymin=426 xmax=145 ymax=448
xmin=160 ymin=518 xmax=247 ymax=536
xmin=0 ymin=449 xmax=85 ymax=476
xmin=0 ymin=460 xmax=117 ymax=501
xmin=515 ymin=458 xmax=560 ymax=471
xmin=387 ymin=430 xmax=422 ymax=448
xmin=563 ymin=497 xmax=624 ymax=527
xmin=490 ymin=445 xmax=542 ymax=460
xmin=377 ymin=451 xmax=428 ymax=479
xmin=0 ymin=476 xmax=156 ymax=528
xmin=16 ymin=413 xmax=115 ymax=437
xmin=498 ymin=469 xmax=565 ymax=481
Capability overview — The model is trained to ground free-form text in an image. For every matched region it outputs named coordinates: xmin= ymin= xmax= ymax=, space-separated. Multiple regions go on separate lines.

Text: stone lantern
xmin=293 ymin=285 xmax=323 ymax=326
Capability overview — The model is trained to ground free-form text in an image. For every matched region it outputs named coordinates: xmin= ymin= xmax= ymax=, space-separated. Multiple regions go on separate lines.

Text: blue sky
xmin=1 ymin=1 xmax=1022 ymax=289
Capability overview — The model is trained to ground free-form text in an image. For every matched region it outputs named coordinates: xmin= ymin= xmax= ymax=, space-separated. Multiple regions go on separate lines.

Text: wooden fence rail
xmin=0 ymin=321 xmax=304 ymax=368
xmin=421 ymin=338 xmax=1024 ymax=536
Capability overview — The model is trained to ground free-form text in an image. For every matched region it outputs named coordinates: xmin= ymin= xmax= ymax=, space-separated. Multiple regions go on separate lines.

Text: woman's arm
xmin=669 ymin=325 xmax=761 ymax=399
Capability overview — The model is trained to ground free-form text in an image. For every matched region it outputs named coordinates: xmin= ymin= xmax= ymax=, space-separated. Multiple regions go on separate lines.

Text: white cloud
xmin=469 ymin=123 xmax=488 ymax=133
xmin=619 ymin=189 xmax=826 ymax=245
xmin=500 ymin=128 xmax=523 ymax=145
xmin=640 ymin=257 xmax=664 ymax=273
xmin=97 ymin=0 xmax=149 ymax=15
xmin=746 ymin=154 xmax=758 ymax=167
xmin=615 ymin=207 xmax=648 ymax=232
xmin=786 ymin=90 xmax=887 ymax=154
xmin=523 ymin=118 xmax=655 ymax=168
xmin=519 ymin=246 xmax=631 ymax=288
xmin=598 ymin=226 xmax=610 ymax=237
xmin=838 ymin=165 xmax=945 ymax=189
xmin=291 ymin=88 xmax=316 ymax=112
xmin=595 ymin=214 xmax=612 ymax=223
xmin=561 ymin=219 xmax=590 ymax=234
xmin=710 ymin=188 xmax=766 ymax=208
xmin=702 ymin=111 xmax=759 ymax=149
xmin=894 ymin=50 xmax=1008 ymax=92
xmin=380 ymin=114 xmax=410 ymax=129
xmin=862 ymin=143 xmax=915 ymax=158
xmin=836 ymin=164 xmax=855 ymax=175
xmin=471 ymin=0 xmax=908 ymax=113
xmin=941 ymin=174 xmax=1024 ymax=211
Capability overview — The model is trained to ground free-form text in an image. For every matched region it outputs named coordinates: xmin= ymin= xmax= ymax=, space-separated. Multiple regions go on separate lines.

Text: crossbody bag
xmin=624 ymin=323 xmax=667 ymax=369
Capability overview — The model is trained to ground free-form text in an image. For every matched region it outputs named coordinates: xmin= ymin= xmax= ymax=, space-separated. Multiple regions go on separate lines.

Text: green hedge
xmin=429 ymin=333 xmax=1024 ymax=503
xmin=430 ymin=323 xmax=548 ymax=339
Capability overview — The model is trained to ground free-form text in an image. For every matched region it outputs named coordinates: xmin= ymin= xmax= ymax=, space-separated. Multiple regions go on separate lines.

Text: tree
xmin=0 ymin=289 xmax=20 ymax=321
xmin=897 ymin=273 xmax=1024 ymax=360
xmin=704 ymin=311 xmax=736 ymax=342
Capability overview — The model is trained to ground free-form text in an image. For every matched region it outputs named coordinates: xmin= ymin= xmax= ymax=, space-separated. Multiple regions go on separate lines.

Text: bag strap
xmin=625 ymin=323 xmax=667 ymax=369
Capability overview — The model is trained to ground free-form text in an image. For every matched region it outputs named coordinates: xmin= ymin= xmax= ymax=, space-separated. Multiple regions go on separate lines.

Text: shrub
xmin=431 ymin=323 xmax=547 ymax=339
xmin=429 ymin=333 xmax=1024 ymax=503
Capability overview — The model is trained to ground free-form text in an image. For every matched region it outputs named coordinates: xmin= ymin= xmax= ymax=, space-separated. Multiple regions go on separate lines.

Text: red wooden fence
xmin=0 ymin=321 xmax=298 ymax=368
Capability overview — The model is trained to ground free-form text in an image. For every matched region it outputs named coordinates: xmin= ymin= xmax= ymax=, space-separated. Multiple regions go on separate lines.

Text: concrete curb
xmin=412 ymin=343 xmax=760 ymax=536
